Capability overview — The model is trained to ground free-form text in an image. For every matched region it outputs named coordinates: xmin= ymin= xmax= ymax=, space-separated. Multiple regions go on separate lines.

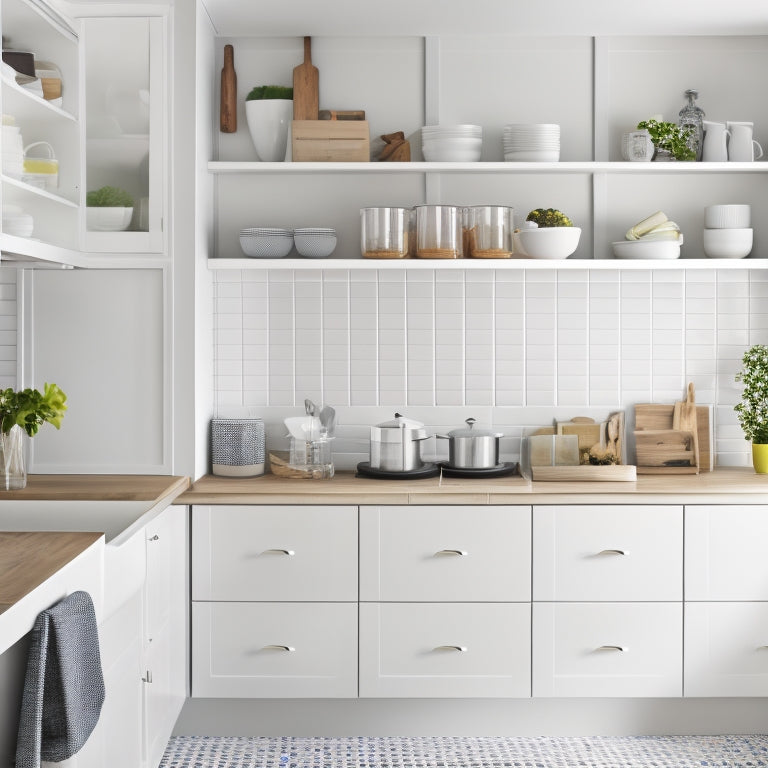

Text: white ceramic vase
xmin=245 ymin=99 xmax=293 ymax=162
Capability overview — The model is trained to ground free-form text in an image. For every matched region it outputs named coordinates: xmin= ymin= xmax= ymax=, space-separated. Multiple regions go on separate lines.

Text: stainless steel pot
xmin=438 ymin=418 xmax=503 ymax=469
xmin=369 ymin=413 xmax=430 ymax=472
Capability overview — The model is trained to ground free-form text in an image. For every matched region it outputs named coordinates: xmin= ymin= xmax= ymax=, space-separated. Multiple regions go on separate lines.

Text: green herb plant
xmin=735 ymin=345 xmax=768 ymax=444
xmin=246 ymin=85 xmax=294 ymax=101
xmin=0 ymin=383 xmax=67 ymax=437
xmin=636 ymin=119 xmax=695 ymax=161
xmin=86 ymin=186 xmax=134 ymax=208
xmin=526 ymin=208 xmax=573 ymax=228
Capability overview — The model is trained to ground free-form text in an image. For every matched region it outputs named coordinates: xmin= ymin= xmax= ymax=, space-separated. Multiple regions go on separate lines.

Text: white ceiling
xmin=200 ymin=0 xmax=768 ymax=38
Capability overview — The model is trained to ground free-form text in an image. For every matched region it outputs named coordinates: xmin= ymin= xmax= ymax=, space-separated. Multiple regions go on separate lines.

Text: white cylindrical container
xmin=211 ymin=418 xmax=265 ymax=477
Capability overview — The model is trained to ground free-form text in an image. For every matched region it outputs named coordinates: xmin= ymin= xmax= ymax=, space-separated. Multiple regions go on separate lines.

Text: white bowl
xmin=294 ymin=232 xmax=337 ymax=258
xmin=504 ymin=150 xmax=560 ymax=162
xmin=611 ymin=237 xmax=683 ymax=260
xmin=86 ymin=206 xmax=133 ymax=232
xmin=239 ymin=233 xmax=293 ymax=258
xmin=514 ymin=226 xmax=581 ymax=259
xmin=704 ymin=204 xmax=751 ymax=229
xmin=702 ymin=227 xmax=753 ymax=259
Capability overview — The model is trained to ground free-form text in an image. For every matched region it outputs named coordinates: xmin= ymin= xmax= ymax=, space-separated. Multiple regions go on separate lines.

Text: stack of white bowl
xmin=503 ymin=123 xmax=560 ymax=161
xmin=239 ymin=227 xmax=294 ymax=258
xmin=2 ymin=204 xmax=34 ymax=238
xmin=703 ymin=204 xmax=753 ymax=259
xmin=421 ymin=125 xmax=482 ymax=162
xmin=2 ymin=119 xmax=24 ymax=179
xmin=294 ymin=227 xmax=337 ymax=258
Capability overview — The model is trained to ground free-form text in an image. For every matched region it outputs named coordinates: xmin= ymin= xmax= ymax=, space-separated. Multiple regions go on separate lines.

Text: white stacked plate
xmin=421 ymin=124 xmax=482 ymax=162
xmin=1 ymin=125 xmax=24 ymax=179
xmin=239 ymin=227 xmax=294 ymax=258
xmin=294 ymin=227 xmax=337 ymax=258
xmin=503 ymin=123 xmax=560 ymax=162
xmin=2 ymin=204 xmax=34 ymax=238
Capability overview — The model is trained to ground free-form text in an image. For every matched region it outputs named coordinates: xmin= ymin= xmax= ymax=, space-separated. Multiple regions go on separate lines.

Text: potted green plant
xmin=245 ymin=85 xmax=294 ymax=162
xmin=0 ymin=383 xmax=67 ymax=489
xmin=86 ymin=185 xmax=134 ymax=232
xmin=636 ymin=119 xmax=696 ymax=161
xmin=734 ymin=344 xmax=768 ymax=473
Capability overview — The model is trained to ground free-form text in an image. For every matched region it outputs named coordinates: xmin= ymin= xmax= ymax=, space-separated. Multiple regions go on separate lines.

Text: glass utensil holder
xmin=289 ymin=437 xmax=334 ymax=479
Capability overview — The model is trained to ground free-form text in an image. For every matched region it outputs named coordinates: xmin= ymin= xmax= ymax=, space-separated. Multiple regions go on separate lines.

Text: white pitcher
xmin=701 ymin=121 xmax=730 ymax=162
xmin=727 ymin=121 xmax=764 ymax=161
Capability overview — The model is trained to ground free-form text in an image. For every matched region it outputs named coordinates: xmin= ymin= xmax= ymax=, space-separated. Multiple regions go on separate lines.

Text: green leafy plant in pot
xmin=245 ymin=85 xmax=294 ymax=162
xmin=0 ymin=383 xmax=67 ymax=489
xmin=86 ymin=185 xmax=134 ymax=232
xmin=636 ymin=119 xmax=695 ymax=161
xmin=735 ymin=344 xmax=768 ymax=473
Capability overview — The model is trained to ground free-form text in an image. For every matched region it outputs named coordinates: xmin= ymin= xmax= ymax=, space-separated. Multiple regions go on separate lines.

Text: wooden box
xmin=292 ymin=120 xmax=370 ymax=162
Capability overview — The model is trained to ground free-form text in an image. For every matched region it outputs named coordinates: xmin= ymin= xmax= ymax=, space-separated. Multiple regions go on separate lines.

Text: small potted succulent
xmin=245 ymin=85 xmax=294 ymax=162
xmin=735 ymin=344 xmax=768 ymax=473
xmin=86 ymin=185 xmax=134 ymax=231
xmin=0 ymin=383 xmax=67 ymax=489
xmin=636 ymin=119 xmax=695 ymax=162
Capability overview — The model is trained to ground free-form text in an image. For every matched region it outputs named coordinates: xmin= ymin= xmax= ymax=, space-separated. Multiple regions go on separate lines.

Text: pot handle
xmin=436 ymin=434 xmax=449 ymax=440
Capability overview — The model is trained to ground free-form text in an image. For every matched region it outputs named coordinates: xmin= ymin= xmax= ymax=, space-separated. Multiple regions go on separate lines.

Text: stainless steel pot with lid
xmin=369 ymin=412 xmax=430 ymax=472
xmin=438 ymin=417 xmax=504 ymax=469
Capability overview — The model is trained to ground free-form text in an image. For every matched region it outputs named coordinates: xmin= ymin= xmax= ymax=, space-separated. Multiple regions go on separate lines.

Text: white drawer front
xmin=192 ymin=602 xmax=357 ymax=698
xmin=685 ymin=602 xmax=768 ymax=697
xmin=360 ymin=505 xmax=531 ymax=602
xmin=359 ymin=602 xmax=531 ymax=698
xmin=533 ymin=505 xmax=682 ymax=601
xmin=685 ymin=505 xmax=768 ymax=600
xmin=192 ymin=505 xmax=357 ymax=601
xmin=532 ymin=602 xmax=682 ymax=697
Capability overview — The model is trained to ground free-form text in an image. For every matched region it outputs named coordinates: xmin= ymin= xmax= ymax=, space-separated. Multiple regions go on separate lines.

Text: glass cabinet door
xmin=81 ymin=15 xmax=164 ymax=254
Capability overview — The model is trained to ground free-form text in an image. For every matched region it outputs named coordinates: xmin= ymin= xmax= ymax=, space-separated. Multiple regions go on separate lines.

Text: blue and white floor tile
xmin=160 ymin=735 xmax=768 ymax=767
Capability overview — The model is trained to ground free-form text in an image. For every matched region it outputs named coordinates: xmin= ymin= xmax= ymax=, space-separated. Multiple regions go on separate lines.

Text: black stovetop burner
xmin=356 ymin=462 xmax=440 ymax=480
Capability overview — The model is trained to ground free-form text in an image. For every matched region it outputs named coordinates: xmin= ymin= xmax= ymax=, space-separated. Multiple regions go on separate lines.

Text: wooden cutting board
xmin=220 ymin=44 xmax=237 ymax=132
xmin=673 ymin=382 xmax=699 ymax=471
xmin=293 ymin=36 xmax=319 ymax=120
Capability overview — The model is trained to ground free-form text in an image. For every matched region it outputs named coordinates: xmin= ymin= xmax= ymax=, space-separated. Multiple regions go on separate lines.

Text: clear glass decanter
xmin=679 ymin=89 xmax=705 ymax=161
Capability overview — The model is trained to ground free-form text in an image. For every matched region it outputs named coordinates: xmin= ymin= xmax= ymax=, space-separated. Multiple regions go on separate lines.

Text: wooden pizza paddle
xmin=293 ymin=36 xmax=319 ymax=120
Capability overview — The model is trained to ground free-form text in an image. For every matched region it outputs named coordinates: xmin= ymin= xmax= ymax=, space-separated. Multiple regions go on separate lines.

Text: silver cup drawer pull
xmin=261 ymin=548 xmax=295 ymax=556
xmin=433 ymin=645 xmax=468 ymax=652
xmin=597 ymin=549 xmax=630 ymax=556
xmin=262 ymin=644 xmax=295 ymax=652
xmin=434 ymin=549 xmax=468 ymax=557
xmin=597 ymin=644 xmax=628 ymax=652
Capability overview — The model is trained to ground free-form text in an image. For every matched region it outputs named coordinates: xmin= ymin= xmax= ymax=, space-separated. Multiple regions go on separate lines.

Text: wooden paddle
xmin=673 ymin=382 xmax=699 ymax=471
xmin=293 ymin=36 xmax=319 ymax=120
xmin=220 ymin=44 xmax=237 ymax=133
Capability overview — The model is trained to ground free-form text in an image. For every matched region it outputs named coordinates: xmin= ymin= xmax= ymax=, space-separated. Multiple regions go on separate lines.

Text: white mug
xmin=702 ymin=121 xmax=730 ymax=162
xmin=727 ymin=121 xmax=764 ymax=162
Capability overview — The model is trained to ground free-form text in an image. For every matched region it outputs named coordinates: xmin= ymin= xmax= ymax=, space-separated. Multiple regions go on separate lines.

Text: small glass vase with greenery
xmin=636 ymin=119 xmax=696 ymax=161
xmin=0 ymin=383 xmax=67 ymax=490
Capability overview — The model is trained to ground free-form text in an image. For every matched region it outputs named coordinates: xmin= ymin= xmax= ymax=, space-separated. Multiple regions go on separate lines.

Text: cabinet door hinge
xmin=142 ymin=670 xmax=153 ymax=684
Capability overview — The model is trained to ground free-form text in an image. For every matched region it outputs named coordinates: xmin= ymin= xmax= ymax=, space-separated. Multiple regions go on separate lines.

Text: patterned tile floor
xmin=160 ymin=735 xmax=768 ymax=767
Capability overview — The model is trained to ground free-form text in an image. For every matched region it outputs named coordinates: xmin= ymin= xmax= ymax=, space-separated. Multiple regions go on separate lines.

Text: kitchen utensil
xmin=361 ymin=207 xmax=410 ymax=259
xmin=319 ymin=110 xmax=366 ymax=120
xmin=319 ymin=405 xmax=336 ymax=436
xmin=464 ymin=206 xmax=514 ymax=258
xmin=702 ymin=227 xmax=752 ymax=258
xmin=415 ymin=205 xmax=462 ymax=259
xmin=514 ymin=226 xmax=581 ymax=259
xmin=673 ymin=382 xmax=699 ymax=472
xmin=210 ymin=418 xmax=265 ymax=477
xmin=220 ymin=44 xmax=237 ymax=133
xmin=293 ymin=36 xmax=318 ymax=121
xmin=437 ymin=417 xmax=504 ymax=469
xmin=369 ymin=413 xmax=431 ymax=472
xmin=304 ymin=398 xmax=316 ymax=416
xmin=702 ymin=121 xmax=730 ymax=162
xmin=727 ymin=121 xmax=763 ymax=161
xmin=289 ymin=436 xmax=334 ymax=478
xmin=704 ymin=204 xmax=751 ymax=229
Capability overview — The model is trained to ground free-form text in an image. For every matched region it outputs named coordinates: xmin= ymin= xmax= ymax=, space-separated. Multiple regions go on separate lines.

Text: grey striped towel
xmin=15 ymin=590 xmax=106 ymax=768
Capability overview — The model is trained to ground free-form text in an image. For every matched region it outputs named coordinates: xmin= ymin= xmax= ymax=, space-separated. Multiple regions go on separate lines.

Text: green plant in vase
xmin=636 ymin=119 xmax=695 ymax=161
xmin=0 ymin=383 xmax=67 ymax=489
xmin=245 ymin=85 xmax=294 ymax=162
xmin=735 ymin=344 xmax=768 ymax=473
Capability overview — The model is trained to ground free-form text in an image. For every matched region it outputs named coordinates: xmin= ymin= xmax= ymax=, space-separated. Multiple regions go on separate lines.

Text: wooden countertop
xmin=0 ymin=474 xmax=190 ymax=502
xmin=177 ymin=466 xmax=768 ymax=505
xmin=0 ymin=531 xmax=102 ymax=614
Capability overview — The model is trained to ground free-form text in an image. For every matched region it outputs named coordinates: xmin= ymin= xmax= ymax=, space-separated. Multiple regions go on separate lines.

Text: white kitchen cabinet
xmin=359 ymin=504 xmax=531 ymax=602
xmin=533 ymin=504 xmax=682 ymax=602
xmin=192 ymin=601 xmax=358 ymax=698
xmin=532 ymin=602 xmax=683 ymax=697
xmin=359 ymin=602 xmax=531 ymax=698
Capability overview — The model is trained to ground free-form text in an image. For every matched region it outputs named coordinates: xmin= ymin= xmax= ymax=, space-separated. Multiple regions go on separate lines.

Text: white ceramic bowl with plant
xmin=86 ymin=186 xmax=134 ymax=231
xmin=513 ymin=208 xmax=580 ymax=259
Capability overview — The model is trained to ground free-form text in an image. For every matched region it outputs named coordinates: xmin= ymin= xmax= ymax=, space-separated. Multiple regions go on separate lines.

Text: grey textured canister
xmin=211 ymin=418 xmax=265 ymax=477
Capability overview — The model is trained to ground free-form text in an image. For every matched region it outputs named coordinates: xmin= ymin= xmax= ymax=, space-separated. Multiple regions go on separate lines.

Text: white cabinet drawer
xmin=685 ymin=505 xmax=768 ymax=600
xmin=685 ymin=602 xmax=768 ymax=697
xmin=192 ymin=602 xmax=357 ymax=698
xmin=192 ymin=505 xmax=357 ymax=601
xmin=533 ymin=505 xmax=682 ymax=601
xmin=359 ymin=602 xmax=531 ymax=698
xmin=360 ymin=505 xmax=531 ymax=602
xmin=532 ymin=602 xmax=682 ymax=697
